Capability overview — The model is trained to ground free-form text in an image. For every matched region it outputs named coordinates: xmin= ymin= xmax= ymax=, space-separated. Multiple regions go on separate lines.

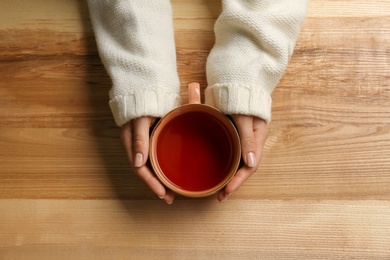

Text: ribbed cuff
xmin=205 ymin=83 xmax=272 ymax=124
xmin=109 ymin=89 xmax=181 ymax=126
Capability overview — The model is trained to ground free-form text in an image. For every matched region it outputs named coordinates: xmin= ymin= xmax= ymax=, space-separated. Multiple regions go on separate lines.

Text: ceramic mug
xmin=149 ymin=82 xmax=241 ymax=197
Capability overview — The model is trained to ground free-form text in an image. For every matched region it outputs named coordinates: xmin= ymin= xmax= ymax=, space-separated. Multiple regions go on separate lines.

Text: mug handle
xmin=188 ymin=82 xmax=201 ymax=104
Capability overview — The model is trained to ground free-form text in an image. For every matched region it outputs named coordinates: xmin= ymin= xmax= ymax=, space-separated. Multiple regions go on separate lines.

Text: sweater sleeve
xmin=87 ymin=0 xmax=181 ymax=126
xmin=205 ymin=0 xmax=307 ymax=123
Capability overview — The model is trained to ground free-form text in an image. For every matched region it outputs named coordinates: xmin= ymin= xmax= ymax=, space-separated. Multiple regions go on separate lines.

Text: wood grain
xmin=1 ymin=0 xmax=390 ymax=259
xmin=1 ymin=200 xmax=390 ymax=259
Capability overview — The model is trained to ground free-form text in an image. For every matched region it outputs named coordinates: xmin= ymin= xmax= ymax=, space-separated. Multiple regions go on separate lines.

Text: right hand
xmin=217 ymin=115 xmax=268 ymax=202
xmin=121 ymin=116 xmax=175 ymax=204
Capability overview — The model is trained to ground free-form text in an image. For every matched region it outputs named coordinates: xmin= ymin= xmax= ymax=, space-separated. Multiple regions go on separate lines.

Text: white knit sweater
xmin=87 ymin=0 xmax=307 ymax=126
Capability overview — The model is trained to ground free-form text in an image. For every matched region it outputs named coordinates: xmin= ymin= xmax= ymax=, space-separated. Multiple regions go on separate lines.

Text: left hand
xmin=121 ymin=117 xmax=175 ymax=204
xmin=217 ymin=115 xmax=268 ymax=202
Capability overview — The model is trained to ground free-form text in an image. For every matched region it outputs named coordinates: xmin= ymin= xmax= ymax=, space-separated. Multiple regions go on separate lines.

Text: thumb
xmin=232 ymin=115 xmax=257 ymax=168
xmin=132 ymin=116 xmax=154 ymax=168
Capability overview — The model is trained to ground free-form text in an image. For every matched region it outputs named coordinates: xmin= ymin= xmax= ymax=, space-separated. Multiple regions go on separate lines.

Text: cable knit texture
xmin=87 ymin=0 xmax=181 ymax=126
xmin=206 ymin=0 xmax=307 ymax=123
xmin=87 ymin=0 xmax=307 ymax=126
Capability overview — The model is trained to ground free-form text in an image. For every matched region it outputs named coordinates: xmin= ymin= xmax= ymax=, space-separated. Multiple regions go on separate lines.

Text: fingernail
xmin=159 ymin=195 xmax=165 ymax=199
xmin=220 ymin=192 xmax=232 ymax=203
xmin=166 ymin=200 xmax=173 ymax=205
xmin=134 ymin=153 xmax=143 ymax=168
xmin=195 ymin=86 xmax=200 ymax=95
xmin=247 ymin=152 xmax=255 ymax=168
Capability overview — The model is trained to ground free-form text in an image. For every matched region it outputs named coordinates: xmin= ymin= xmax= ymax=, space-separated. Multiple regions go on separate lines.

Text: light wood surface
xmin=1 ymin=0 xmax=390 ymax=259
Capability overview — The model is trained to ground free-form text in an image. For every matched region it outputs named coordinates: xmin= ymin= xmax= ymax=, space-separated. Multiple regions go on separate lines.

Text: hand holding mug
xmin=217 ymin=115 xmax=268 ymax=202
xmin=121 ymin=117 xmax=175 ymax=204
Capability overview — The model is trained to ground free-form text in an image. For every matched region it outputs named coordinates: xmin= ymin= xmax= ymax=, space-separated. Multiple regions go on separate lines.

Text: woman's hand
xmin=217 ymin=115 xmax=268 ymax=202
xmin=121 ymin=116 xmax=175 ymax=204
xmin=120 ymin=115 xmax=266 ymax=204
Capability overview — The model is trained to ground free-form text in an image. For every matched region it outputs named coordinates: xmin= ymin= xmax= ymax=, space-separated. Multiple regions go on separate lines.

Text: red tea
xmin=156 ymin=111 xmax=235 ymax=192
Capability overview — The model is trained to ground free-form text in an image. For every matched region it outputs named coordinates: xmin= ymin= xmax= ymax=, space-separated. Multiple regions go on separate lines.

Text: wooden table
xmin=1 ymin=0 xmax=390 ymax=259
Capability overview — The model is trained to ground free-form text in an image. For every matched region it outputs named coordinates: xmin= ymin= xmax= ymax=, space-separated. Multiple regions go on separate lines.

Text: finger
xmin=232 ymin=115 xmax=257 ymax=168
xmin=163 ymin=190 xmax=175 ymax=205
xmin=136 ymin=166 xmax=175 ymax=204
xmin=253 ymin=117 xmax=268 ymax=161
xmin=135 ymin=165 xmax=173 ymax=203
xmin=217 ymin=166 xmax=254 ymax=202
xmin=132 ymin=117 xmax=153 ymax=168
xmin=121 ymin=122 xmax=134 ymax=165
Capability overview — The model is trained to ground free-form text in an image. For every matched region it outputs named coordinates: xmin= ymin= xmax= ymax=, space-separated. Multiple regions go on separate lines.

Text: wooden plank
xmin=1 ymin=200 xmax=390 ymax=258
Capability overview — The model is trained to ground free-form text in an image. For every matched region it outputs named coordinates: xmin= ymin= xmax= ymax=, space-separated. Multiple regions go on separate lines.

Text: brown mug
xmin=149 ymin=83 xmax=241 ymax=197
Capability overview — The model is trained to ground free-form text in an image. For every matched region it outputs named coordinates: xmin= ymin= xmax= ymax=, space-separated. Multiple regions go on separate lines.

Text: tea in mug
xmin=155 ymin=110 xmax=235 ymax=192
